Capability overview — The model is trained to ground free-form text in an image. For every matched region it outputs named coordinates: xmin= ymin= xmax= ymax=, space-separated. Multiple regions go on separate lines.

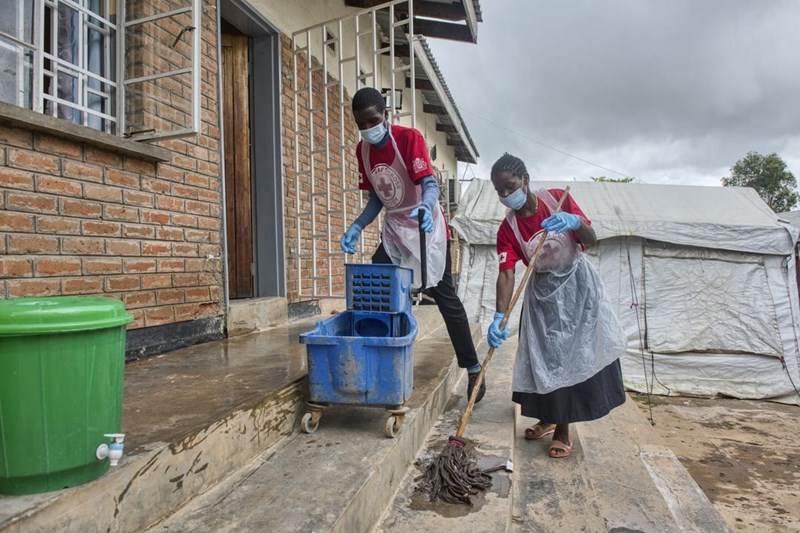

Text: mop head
xmin=416 ymin=436 xmax=492 ymax=505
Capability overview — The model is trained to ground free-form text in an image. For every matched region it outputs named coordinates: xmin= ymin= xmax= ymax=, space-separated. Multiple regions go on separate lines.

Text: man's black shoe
xmin=467 ymin=372 xmax=486 ymax=404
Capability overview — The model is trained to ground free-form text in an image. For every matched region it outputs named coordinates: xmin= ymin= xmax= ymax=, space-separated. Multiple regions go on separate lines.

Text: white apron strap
xmin=505 ymin=209 xmax=531 ymax=262
xmin=504 ymin=189 xmax=552 ymax=263
xmin=363 ymin=126 xmax=446 ymax=289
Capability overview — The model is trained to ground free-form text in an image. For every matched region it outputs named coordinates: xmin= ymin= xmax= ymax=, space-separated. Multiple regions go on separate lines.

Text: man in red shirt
xmin=340 ymin=87 xmax=485 ymax=403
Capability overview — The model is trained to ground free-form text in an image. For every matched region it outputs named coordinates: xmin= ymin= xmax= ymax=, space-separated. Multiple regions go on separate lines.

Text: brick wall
xmin=280 ymin=35 xmax=380 ymax=302
xmin=0 ymin=1 xmax=223 ymax=331
xmin=1 ymin=3 xmax=463 ymax=334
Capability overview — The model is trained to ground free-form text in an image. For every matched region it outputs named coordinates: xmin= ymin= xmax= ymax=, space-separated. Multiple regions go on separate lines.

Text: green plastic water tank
xmin=0 ymin=296 xmax=133 ymax=495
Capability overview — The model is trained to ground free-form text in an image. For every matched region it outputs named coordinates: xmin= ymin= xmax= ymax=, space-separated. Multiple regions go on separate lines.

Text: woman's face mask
xmin=500 ymin=186 xmax=528 ymax=210
xmin=360 ymin=121 xmax=387 ymax=145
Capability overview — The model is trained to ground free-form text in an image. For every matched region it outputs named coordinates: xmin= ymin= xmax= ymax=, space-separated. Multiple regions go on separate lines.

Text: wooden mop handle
xmin=455 ymin=186 xmax=573 ymax=438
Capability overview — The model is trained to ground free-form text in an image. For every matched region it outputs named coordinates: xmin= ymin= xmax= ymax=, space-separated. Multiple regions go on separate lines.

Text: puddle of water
xmin=408 ymin=489 xmax=487 ymax=517
xmin=408 ymin=448 xmax=511 ymax=518
xmin=408 ymin=469 xmax=510 ymax=518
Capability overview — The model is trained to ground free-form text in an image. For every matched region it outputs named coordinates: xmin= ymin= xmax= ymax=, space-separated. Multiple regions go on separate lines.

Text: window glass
xmin=0 ymin=0 xmax=33 ymax=43
xmin=0 ymin=43 xmax=33 ymax=107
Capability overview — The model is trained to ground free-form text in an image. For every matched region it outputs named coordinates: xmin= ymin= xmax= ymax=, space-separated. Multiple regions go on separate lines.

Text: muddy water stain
xmin=630 ymin=394 xmax=800 ymax=531
xmin=407 ymin=458 xmax=510 ymax=518
xmin=408 ymin=488 xmax=488 ymax=517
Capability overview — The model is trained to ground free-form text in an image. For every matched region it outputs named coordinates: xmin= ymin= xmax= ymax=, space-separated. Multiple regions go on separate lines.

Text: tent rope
xmin=779 ymin=254 xmax=800 ymax=403
xmin=780 ymin=356 xmax=800 ymax=400
xmin=625 ymin=239 xmax=671 ymax=426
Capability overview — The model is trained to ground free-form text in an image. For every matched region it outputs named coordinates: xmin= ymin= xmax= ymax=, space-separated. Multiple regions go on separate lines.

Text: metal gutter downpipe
xmin=215 ymin=0 xmax=231 ymax=326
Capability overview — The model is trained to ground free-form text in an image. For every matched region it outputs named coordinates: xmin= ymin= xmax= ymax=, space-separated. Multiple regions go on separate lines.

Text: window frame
xmin=0 ymin=0 xmax=37 ymax=110
xmin=41 ymin=0 xmax=119 ymax=133
xmin=0 ymin=0 xmax=201 ymax=141
xmin=119 ymin=0 xmax=202 ymax=141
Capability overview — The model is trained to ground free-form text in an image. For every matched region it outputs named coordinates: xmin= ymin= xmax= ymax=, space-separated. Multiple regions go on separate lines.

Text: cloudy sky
xmin=429 ymin=0 xmax=800 ymax=186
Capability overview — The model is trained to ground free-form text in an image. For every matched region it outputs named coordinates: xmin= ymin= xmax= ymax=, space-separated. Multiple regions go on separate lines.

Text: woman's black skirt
xmin=512 ymin=359 xmax=625 ymax=424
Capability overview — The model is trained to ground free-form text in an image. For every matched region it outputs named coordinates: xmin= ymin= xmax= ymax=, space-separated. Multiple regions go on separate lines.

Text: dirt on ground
xmin=630 ymin=393 xmax=800 ymax=532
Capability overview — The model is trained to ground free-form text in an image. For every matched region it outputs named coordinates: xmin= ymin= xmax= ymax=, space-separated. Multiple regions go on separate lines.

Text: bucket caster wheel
xmin=301 ymin=411 xmax=321 ymax=434
xmin=384 ymin=416 xmax=402 ymax=438
xmin=384 ymin=406 xmax=408 ymax=438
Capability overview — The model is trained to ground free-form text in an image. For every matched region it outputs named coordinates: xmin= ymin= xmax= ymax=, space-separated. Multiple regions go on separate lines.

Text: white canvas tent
xmin=779 ymin=210 xmax=800 ymax=229
xmin=453 ymin=179 xmax=800 ymax=404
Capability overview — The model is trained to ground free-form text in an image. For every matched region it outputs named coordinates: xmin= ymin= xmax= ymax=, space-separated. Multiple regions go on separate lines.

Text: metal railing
xmin=291 ymin=0 xmax=417 ymax=299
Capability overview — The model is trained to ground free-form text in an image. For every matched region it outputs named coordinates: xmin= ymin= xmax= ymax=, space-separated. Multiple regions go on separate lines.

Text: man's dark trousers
xmin=371 ymin=241 xmax=479 ymax=369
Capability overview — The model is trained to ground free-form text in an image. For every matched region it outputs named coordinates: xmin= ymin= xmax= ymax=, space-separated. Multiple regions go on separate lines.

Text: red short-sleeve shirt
xmin=357 ymin=124 xmax=434 ymax=191
xmin=356 ymin=123 xmax=452 ymax=240
xmin=496 ymin=189 xmax=591 ymax=271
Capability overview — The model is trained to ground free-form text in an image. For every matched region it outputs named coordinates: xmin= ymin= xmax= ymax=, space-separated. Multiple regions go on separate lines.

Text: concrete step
xmin=575 ymin=398 xmax=682 ymax=532
xmin=512 ymin=391 xmax=729 ymax=533
xmin=226 ymin=296 xmax=289 ymax=337
xmin=377 ymin=331 xmax=729 ymax=533
xmin=374 ymin=340 xmax=517 ymax=533
xmin=146 ymin=319 xmax=480 ymax=532
xmin=579 ymin=398 xmax=728 ymax=532
xmin=509 ymin=406 xmax=606 ymax=533
xmin=0 ymin=319 xmax=311 ymax=533
xmin=0 ymin=306 xmax=446 ymax=533
xmin=639 ymin=445 xmax=730 ymax=533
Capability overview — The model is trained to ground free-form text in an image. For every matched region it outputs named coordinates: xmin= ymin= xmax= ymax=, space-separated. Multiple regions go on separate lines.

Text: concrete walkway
xmin=149 ymin=322 xmax=479 ymax=532
xmin=2 ymin=315 xmax=733 ymax=533
xmin=378 ymin=336 xmax=730 ymax=533
xmin=376 ymin=336 xmax=517 ymax=533
xmin=0 ymin=318 xmax=317 ymax=533
xmin=0 ymin=306 xmax=458 ymax=533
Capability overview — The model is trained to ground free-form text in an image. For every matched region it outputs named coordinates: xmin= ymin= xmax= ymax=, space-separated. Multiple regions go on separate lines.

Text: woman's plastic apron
xmin=508 ymin=189 xmax=624 ymax=395
xmin=361 ymin=130 xmax=446 ymax=289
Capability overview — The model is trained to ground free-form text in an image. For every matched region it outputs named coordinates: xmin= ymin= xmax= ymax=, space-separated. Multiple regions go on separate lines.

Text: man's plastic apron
xmin=506 ymin=189 xmax=624 ymax=395
xmin=362 ymin=129 xmax=446 ymax=289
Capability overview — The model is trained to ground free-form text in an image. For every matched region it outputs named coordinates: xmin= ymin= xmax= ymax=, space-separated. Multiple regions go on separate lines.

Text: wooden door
xmin=222 ymin=31 xmax=254 ymax=299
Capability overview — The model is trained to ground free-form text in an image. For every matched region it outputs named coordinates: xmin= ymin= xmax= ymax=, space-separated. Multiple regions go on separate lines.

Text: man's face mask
xmin=500 ymin=186 xmax=528 ymax=210
xmin=360 ymin=121 xmax=387 ymax=145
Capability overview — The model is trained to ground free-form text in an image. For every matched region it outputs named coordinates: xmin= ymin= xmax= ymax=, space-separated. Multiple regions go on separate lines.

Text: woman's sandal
xmin=548 ymin=438 xmax=573 ymax=459
xmin=524 ymin=423 xmax=556 ymax=441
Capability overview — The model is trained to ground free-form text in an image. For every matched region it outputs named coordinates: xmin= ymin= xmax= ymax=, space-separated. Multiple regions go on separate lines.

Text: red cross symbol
xmin=377 ymin=178 xmax=395 ymax=198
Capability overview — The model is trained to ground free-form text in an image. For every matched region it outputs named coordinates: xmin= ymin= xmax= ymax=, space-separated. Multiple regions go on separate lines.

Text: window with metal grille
xmin=0 ymin=1 xmax=35 ymax=110
xmin=0 ymin=0 xmax=201 ymax=141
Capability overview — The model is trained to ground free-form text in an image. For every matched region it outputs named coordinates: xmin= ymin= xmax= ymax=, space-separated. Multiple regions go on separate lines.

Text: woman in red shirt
xmin=487 ymin=153 xmax=625 ymax=459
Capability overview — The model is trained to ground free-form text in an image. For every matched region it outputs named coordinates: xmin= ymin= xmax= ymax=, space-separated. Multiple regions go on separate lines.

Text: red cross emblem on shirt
xmin=370 ymin=164 xmax=404 ymax=208
xmin=377 ymin=178 xmax=395 ymax=198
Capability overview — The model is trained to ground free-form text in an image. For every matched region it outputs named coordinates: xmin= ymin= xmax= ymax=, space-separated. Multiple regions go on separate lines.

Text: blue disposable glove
xmin=487 ymin=311 xmax=510 ymax=348
xmin=541 ymin=212 xmax=581 ymax=233
xmin=410 ymin=205 xmax=433 ymax=233
xmin=340 ymin=223 xmax=362 ymax=254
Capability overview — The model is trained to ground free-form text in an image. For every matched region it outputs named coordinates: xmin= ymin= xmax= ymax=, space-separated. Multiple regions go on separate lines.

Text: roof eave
xmin=344 ymin=0 xmax=480 ymax=43
xmin=412 ymin=38 xmax=479 ymax=164
xmin=463 ymin=0 xmax=479 ymax=43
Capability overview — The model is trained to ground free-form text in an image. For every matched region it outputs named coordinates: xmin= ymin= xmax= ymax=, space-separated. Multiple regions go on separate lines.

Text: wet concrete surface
xmin=123 ymin=320 xmax=314 ymax=451
xmin=510 ymin=392 xmax=727 ymax=533
xmin=123 ymin=306 xmax=447 ymax=452
xmin=630 ymin=394 xmax=800 ymax=532
xmin=0 ymin=322 xmax=318 ymax=531
xmin=375 ymin=339 xmax=516 ymax=533
xmin=149 ymin=325 xmax=471 ymax=532
xmin=510 ymin=405 xmax=607 ymax=533
xmin=2 ymin=307 xmax=454 ymax=533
